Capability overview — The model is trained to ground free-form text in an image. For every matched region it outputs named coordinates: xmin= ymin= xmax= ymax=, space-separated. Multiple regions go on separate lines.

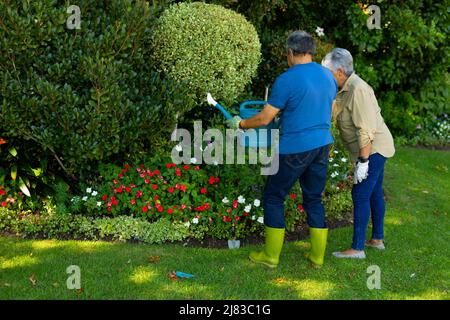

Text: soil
xmin=1 ymin=212 xmax=353 ymax=249
xmin=179 ymin=212 xmax=353 ymax=248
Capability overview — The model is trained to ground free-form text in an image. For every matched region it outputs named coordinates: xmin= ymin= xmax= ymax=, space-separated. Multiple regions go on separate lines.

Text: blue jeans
xmin=263 ymin=145 xmax=330 ymax=229
xmin=352 ymin=153 xmax=387 ymax=250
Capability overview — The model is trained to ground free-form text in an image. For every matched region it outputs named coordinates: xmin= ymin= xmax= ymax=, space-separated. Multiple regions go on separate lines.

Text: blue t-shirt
xmin=268 ymin=62 xmax=337 ymax=154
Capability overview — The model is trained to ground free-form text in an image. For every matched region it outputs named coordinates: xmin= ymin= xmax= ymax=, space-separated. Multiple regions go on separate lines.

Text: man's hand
xmin=225 ymin=116 xmax=242 ymax=130
xmin=354 ymin=161 xmax=369 ymax=184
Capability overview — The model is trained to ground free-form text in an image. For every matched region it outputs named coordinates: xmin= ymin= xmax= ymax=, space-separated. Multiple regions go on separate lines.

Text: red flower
xmin=194 ymin=166 xmax=200 ymax=171
xmin=226 ymin=208 xmax=232 ymax=213
xmin=107 ymin=207 xmax=112 ymax=212
xmin=152 ymin=184 xmax=157 ymax=190
xmin=136 ymin=190 xmax=143 ymax=199
xmin=112 ymin=199 xmax=118 ymax=206
xmin=232 ymin=200 xmax=238 ymax=209
xmin=156 ymin=205 xmax=163 ymax=213
xmin=235 ymin=216 xmax=240 ymax=222
xmin=298 ymin=205 xmax=305 ymax=212
xmin=175 ymin=184 xmax=181 ymax=190
xmin=290 ymin=193 xmax=296 ymax=200
xmin=1 ymin=201 xmax=6 ymax=207
xmin=168 ymin=187 xmax=174 ymax=193
xmin=222 ymin=216 xmax=228 ymax=222
xmin=0 ymin=189 xmax=5 ymax=196
xmin=131 ymin=199 xmax=136 ymax=205
xmin=167 ymin=208 xmax=173 ymax=215
xmin=166 ymin=163 xmax=172 ymax=169
xmin=125 ymin=187 xmax=131 ymax=193
xmin=124 ymin=164 xmax=130 ymax=170
xmin=154 ymin=169 xmax=160 ymax=175
xmin=116 ymin=187 xmax=123 ymax=193
xmin=101 ymin=194 xmax=108 ymax=201
xmin=154 ymin=195 xmax=159 ymax=201
xmin=227 ymin=217 xmax=232 ymax=222
xmin=142 ymin=205 xmax=149 ymax=213
xmin=145 ymin=179 xmax=150 ymax=184
xmin=118 ymin=173 xmax=124 ymax=179
xmin=121 ymin=168 xmax=127 ymax=174
xmin=180 ymin=204 xmax=186 ymax=210
xmin=180 ymin=185 xmax=187 ymax=192
xmin=175 ymin=168 xmax=181 ymax=177
xmin=208 ymin=176 xmax=215 ymax=185
xmin=113 ymin=179 xmax=118 ymax=185
xmin=200 ymin=188 xmax=207 ymax=194
xmin=183 ymin=165 xmax=189 ymax=171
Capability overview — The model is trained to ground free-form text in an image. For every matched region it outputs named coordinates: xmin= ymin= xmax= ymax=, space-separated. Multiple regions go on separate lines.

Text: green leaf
xmin=11 ymin=165 xmax=18 ymax=180
xmin=19 ymin=177 xmax=31 ymax=197
xmin=32 ymin=168 xmax=42 ymax=177
xmin=8 ymin=147 xmax=17 ymax=157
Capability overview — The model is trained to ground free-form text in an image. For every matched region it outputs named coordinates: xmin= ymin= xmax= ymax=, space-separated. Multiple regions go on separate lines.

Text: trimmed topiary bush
xmin=151 ymin=2 xmax=262 ymax=105
xmin=0 ymin=0 xmax=193 ymax=179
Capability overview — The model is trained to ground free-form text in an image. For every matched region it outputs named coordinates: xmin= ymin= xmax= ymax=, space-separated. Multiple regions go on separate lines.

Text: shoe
xmin=332 ymin=251 xmax=366 ymax=259
xmin=249 ymin=226 xmax=285 ymax=268
xmin=365 ymin=241 xmax=385 ymax=250
xmin=305 ymin=228 xmax=328 ymax=266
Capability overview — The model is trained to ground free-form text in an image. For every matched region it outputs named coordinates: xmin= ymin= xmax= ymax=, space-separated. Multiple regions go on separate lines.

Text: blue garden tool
xmin=206 ymin=93 xmax=278 ymax=148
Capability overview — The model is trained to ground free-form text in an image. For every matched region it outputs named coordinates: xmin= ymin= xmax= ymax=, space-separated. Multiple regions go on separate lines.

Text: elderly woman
xmin=322 ymin=48 xmax=395 ymax=259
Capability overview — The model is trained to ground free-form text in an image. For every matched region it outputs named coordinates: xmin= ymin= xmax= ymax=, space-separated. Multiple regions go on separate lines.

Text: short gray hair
xmin=286 ymin=31 xmax=316 ymax=56
xmin=322 ymin=48 xmax=354 ymax=77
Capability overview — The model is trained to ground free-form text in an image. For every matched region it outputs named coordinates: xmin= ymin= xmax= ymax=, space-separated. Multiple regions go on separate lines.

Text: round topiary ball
xmin=152 ymin=2 xmax=261 ymax=105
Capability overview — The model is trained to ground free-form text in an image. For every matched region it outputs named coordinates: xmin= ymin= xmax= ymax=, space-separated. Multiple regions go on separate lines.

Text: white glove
xmin=206 ymin=93 xmax=217 ymax=106
xmin=354 ymin=160 xmax=369 ymax=184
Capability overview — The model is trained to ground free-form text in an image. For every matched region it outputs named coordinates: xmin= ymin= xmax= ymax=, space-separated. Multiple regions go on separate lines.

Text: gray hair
xmin=286 ymin=31 xmax=316 ymax=56
xmin=322 ymin=48 xmax=354 ymax=77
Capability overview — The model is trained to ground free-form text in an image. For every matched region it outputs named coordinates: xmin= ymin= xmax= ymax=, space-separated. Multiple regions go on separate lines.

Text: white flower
xmin=244 ymin=204 xmax=252 ymax=213
xmin=238 ymin=195 xmax=245 ymax=204
xmin=222 ymin=197 xmax=230 ymax=204
xmin=213 ymin=160 xmax=219 ymax=166
xmin=331 ymin=171 xmax=339 ymax=178
xmin=82 ymin=196 xmax=88 ymax=201
xmin=96 ymin=202 xmax=102 ymax=207
xmin=175 ymin=144 xmax=183 ymax=152
xmin=333 ymin=163 xmax=339 ymax=167
xmin=86 ymin=187 xmax=92 ymax=194
xmin=192 ymin=218 xmax=199 ymax=224
xmin=253 ymin=199 xmax=261 ymax=207
xmin=251 ymin=215 xmax=256 ymax=221
xmin=333 ymin=150 xmax=339 ymax=154
xmin=329 ymin=158 xmax=334 ymax=162
xmin=184 ymin=222 xmax=191 ymax=228
xmin=315 ymin=26 xmax=325 ymax=37
xmin=341 ymin=158 xmax=348 ymax=163
xmin=190 ymin=157 xmax=197 ymax=164
xmin=92 ymin=191 xmax=98 ymax=196
xmin=257 ymin=217 xmax=264 ymax=224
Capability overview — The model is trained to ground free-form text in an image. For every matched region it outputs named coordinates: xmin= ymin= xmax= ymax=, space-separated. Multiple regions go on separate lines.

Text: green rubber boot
xmin=305 ymin=227 xmax=328 ymax=266
xmin=249 ymin=226 xmax=285 ymax=268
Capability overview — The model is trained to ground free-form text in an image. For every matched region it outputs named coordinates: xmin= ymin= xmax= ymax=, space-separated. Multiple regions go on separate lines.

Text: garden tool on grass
xmin=206 ymin=92 xmax=279 ymax=148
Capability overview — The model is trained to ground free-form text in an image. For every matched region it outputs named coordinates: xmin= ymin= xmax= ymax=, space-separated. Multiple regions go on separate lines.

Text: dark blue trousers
xmin=263 ymin=145 xmax=330 ymax=229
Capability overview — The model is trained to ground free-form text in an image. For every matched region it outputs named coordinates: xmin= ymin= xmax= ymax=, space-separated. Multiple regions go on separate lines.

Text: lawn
xmin=0 ymin=147 xmax=449 ymax=300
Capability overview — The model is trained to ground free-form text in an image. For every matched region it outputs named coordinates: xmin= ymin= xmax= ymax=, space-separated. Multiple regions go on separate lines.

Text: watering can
xmin=206 ymin=93 xmax=279 ymax=148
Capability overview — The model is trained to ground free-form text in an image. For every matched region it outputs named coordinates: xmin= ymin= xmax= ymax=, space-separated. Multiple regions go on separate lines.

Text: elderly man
xmin=225 ymin=31 xmax=337 ymax=267
xmin=322 ymin=48 xmax=395 ymax=259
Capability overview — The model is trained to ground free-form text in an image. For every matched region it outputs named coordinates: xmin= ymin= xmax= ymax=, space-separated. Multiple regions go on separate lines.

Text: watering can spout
xmin=206 ymin=93 xmax=233 ymax=120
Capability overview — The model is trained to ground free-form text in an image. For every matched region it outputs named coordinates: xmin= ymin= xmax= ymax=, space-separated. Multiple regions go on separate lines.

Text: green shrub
xmin=152 ymin=2 xmax=262 ymax=105
xmin=0 ymin=0 xmax=194 ymax=178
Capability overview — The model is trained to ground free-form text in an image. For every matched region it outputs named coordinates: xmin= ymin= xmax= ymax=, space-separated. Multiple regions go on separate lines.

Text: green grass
xmin=0 ymin=147 xmax=449 ymax=300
